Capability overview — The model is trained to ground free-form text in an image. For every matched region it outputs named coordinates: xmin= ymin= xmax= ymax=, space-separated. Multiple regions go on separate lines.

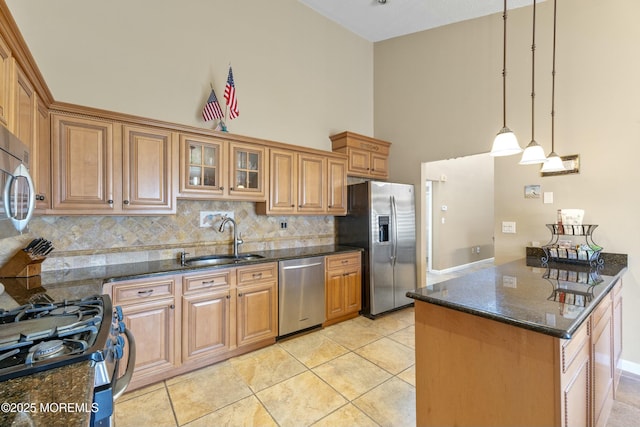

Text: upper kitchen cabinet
xmin=177 ymin=135 xmax=266 ymax=201
xmin=178 ymin=134 xmax=225 ymax=198
xmin=51 ymin=114 xmax=121 ymax=213
xmin=34 ymin=96 xmax=50 ymax=210
xmin=0 ymin=34 xmax=10 ymax=127
xmin=122 ymin=125 xmax=177 ymax=213
xmin=326 ymin=156 xmax=347 ymax=215
xmin=51 ymin=113 xmax=177 ymax=214
xmin=257 ymin=147 xmax=347 ymax=216
xmin=257 ymin=148 xmax=327 ymax=215
xmin=330 ymin=131 xmax=391 ymax=180
xmin=228 ymin=141 xmax=266 ymax=200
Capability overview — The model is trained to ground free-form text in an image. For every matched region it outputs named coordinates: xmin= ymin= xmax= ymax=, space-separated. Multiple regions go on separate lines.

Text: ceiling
xmin=298 ymin=0 xmax=538 ymax=42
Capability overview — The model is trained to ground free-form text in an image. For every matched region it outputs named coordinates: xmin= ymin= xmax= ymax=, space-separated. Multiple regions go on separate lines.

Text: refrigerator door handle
xmin=390 ymin=195 xmax=398 ymax=265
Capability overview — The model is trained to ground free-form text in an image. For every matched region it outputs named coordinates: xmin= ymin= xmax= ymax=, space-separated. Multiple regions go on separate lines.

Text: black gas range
xmin=0 ymin=294 xmax=135 ymax=427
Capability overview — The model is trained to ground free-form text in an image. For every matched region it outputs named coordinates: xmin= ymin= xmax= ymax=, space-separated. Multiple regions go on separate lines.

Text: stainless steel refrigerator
xmin=336 ymin=181 xmax=416 ymax=317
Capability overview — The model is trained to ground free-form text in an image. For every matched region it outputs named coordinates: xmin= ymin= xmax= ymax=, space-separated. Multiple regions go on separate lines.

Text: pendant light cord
xmin=551 ymin=0 xmax=557 ymax=153
xmin=501 ymin=0 xmax=507 ymax=128
xmin=531 ymin=0 xmax=537 ymax=142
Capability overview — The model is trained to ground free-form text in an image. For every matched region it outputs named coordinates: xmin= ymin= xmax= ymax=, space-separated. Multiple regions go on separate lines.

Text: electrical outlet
xmin=200 ymin=211 xmax=234 ymax=227
xmin=476 ymin=246 xmax=480 ymax=254
xmin=280 ymin=221 xmax=287 ymax=229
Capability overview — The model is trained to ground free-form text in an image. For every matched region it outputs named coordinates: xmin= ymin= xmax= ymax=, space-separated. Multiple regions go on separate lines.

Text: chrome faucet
xmin=218 ymin=215 xmax=243 ymax=257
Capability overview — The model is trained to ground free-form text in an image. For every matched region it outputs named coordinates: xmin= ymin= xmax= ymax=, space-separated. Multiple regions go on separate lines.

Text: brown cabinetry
xmin=257 ymin=148 xmax=346 ymax=215
xmin=110 ymin=276 xmax=180 ymax=389
xmin=105 ymin=262 xmax=278 ymax=391
xmin=330 ymin=131 xmax=390 ymax=179
xmin=324 ymin=252 xmax=361 ymax=326
xmin=414 ymin=277 xmax=624 ymax=427
xmin=559 ymin=318 xmax=591 ymax=427
xmin=51 ymin=113 xmax=177 ymax=214
xmin=182 ymin=269 xmax=232 ymax=363
xmin=178 ymin=135 xmax=266 ymax=201
xmin=236 ymin=263 xmax=278 ymax=346
xmin=0 ymin=34 xmax=10 ymax=127
xmin=326 ymin=157 xmax=347 ymax=215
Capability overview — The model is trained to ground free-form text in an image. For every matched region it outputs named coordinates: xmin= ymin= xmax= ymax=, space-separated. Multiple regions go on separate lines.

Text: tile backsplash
xmin=0 ymin=200 xmax=335 ymax=272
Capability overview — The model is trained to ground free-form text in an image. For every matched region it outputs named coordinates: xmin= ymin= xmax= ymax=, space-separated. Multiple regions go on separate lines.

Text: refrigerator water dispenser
xmin=378 ymin=215 xmax=389 ymax=242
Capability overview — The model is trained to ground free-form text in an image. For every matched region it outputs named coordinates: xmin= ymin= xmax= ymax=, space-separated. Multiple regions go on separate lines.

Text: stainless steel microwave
xmin=0 ymin=126 xmax=35 ymax=239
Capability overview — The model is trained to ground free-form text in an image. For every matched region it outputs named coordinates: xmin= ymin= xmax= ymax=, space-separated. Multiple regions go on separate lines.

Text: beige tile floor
xmin=115 ymin=259 xmax=640 ymax=426
xmin=115 ymin=307 xmax=416 ymax=427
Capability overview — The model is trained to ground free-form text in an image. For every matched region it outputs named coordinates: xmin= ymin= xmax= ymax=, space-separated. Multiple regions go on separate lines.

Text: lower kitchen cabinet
xmin=104 ymin=263 xmax=278 ymax=391
xmin=236 ymin=263 xmax=278 ymax=346
xmin=182 ymin=268 xmax=233 ymax=363
xmin=559 ymin=316 xmax=591 ymax=427
xmin=324 ymin=252 xmax=361 ymax=326
xmin=108 ymin=276 xmax=180 ymax=389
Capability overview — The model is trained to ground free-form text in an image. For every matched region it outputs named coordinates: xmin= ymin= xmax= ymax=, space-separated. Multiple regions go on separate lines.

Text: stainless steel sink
xmin=184 ymin=254 xmax=264 ymax=266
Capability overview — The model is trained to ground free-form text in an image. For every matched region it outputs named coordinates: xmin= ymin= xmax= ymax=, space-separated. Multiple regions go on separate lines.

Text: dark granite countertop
xmin=407 ymin=256 xmax=627 ymax=339
xmin=0 ymin=244 xmax=363 ymax=426
xmin=0 ymin=361 xmax=94 ymax=427
xmin=1 ymin=244 xmax=362 ymax=306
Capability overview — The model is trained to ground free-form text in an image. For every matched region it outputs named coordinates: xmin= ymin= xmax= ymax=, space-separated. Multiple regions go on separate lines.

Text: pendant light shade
xmin=490 ymin=0 xmax=521 ymax=157
xmin=520 ymin=141 xmax=546 ymax=164
xmin=541 ymin=151 xmax=564 ymax=172
xmin=541 ymin=0 xmax=565 ymax=172
xmin=519 ymin=0 xmax=546 ymax=165
xmin=492 ymin=127 xmax=521 ymax=156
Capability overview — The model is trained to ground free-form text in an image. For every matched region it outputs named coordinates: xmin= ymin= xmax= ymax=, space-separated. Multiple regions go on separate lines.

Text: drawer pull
xmin=137 ymin=289 xmax=154 ymax=297
xmin=202 ymin=279 xmax=216 ymax=285
xmin=252 ymin=273 xmax=263 ymax=279
xmin=341 ymin=260 xmax=349 ymax=264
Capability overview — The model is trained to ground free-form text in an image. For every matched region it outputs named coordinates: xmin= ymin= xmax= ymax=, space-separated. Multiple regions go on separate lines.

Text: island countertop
xmin=407 ymin=256 xmax=627 ymax=339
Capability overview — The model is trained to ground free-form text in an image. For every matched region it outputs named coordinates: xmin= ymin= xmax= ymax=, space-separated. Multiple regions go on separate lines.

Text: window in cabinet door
xmin=235 ymin=150 xmax=260 ymax=190
xmin=188 ymin=143 xmax=219 ymax=189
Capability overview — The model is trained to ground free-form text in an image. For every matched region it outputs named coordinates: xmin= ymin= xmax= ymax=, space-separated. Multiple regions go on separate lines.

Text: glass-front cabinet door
xmin=229 ymin=142 xmax=265 ymax=199
xmin=179 ymin=134 xmax=225 ymax=197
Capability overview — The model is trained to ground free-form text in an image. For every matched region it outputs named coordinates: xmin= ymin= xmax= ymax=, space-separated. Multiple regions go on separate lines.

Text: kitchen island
xmin=407 ymin=257 xmax=626 ymax=427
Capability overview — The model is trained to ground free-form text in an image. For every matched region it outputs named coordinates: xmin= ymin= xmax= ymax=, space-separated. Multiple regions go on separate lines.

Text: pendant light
xmin=519 ymin=0 xmax=546 ymax=164
xmin=490 ymin=0 xmax=522 ymax=157
xmin=541 ymin=0 xmax=565 ymax=172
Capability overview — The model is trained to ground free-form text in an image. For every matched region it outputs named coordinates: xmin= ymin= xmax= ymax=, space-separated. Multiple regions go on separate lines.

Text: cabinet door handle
xmin=220 ymin=187 xmax=224 ymax=191
xmin=123 ymin=200 xmax=130 ymax=205
xmin=170 ymin=304 xmax=175 ymax=309
xmin=137 ymin=289 xmax=153 ymax=297
xmin=230 ymin=187 xmax=234 ymax=191
xmin=108 ymin=199 xmax=114 ymax=205
xmin=238 ymin=293 xmax=243 ymax=297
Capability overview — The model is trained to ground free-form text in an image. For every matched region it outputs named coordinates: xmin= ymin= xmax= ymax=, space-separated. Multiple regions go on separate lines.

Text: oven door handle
xmin=112 ymin=328 xmax=136 ymax=401
xmin=3 ymin=163 xmax=35 ymax=233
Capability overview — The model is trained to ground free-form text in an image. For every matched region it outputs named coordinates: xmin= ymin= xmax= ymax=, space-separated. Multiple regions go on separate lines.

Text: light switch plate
xmin=502 ymin=221 xmax=516 ymax=233
xmin=543 ymin=192 xmax=554 ymax=204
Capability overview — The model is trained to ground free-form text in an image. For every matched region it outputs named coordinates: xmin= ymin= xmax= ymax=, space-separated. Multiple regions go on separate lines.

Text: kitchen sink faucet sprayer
xmin=218 ymin=215 xmax=243 ymax=257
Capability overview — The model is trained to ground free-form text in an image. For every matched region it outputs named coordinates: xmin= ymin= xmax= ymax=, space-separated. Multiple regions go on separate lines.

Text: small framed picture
xmin=541 ymin=154 xmax=580 ymax=177
xmin=524 ymin=185 xmax=541 ymax=198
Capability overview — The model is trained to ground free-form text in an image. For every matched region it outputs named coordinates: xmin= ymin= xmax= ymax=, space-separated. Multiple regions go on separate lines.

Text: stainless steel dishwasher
xmin=278 ymin=256 xmax=325 ymax=337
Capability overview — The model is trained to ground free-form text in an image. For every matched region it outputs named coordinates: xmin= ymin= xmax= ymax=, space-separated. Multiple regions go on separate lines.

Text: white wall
xmin=6 ymin=0 xmax=374 ymax=151
xmin=375 ymin=0 xmax=640 ymax=369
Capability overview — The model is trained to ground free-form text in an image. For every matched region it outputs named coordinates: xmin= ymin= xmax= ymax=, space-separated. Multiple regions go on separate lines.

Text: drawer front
xmin=113 ymin=278 xmax=175 ymax=304
xmin=561 ymin=319 xmax=590 ymax=373
xmin=326 ymin=252 xmax=361 ymax=270
xmin=237 ymin=262 xmax=277 ymax=285
xmin=184 ymin=269 xmax=232 ymax=293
